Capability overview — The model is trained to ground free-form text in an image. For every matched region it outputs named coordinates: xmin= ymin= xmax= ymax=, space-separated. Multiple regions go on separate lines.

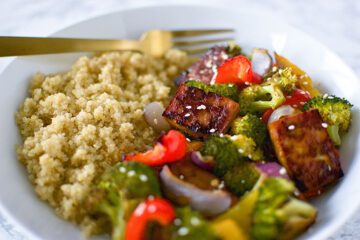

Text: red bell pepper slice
xmin=124 ymin=130 xmax=187 ymax=166
xmin=261 ymin=89 xmax=311 ymax=125
xmin=125 ymin=197 xmax=176 ymax=240
xmin=215 ymin=55 xmax=261 ymax=87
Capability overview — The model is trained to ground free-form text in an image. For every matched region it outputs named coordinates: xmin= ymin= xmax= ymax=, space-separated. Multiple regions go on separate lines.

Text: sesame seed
xmin=300 ymin=101 xmax=306 ymax=105
xmin=148 ymin=195 xmax=155 ymax=200
xmin=322 ymin=123 xmax=328 ymax=128
xmin=286 ymin=96 xmax=291 ymax=99
xmin=174 ymin=218 xmax=182 ymax=226
xmin=218 ymin=181 xmax=225 ymax=189
xmin=186 ymin=106 xmax=192 ymax=109
xmin=212 ymin=65 xmax=217 ymax=73
xmin=288 ymin=125 xmax=295 ymax=130
xmin=244 ymin=81 xmax=250 ymax=85
xmin=178 ymin=227 xmax=189 ymax=236
xmin=119 ymin=167 xmax=126 ymax=173
xmin=241 ymin=179 xmax=245 ymax=184
xmin=278 ymin=69 xmax=283 ymax=74
xmin=184 ymin=113 xmax=190 ymax=117
xmin=205 ymin=60 xmax=212 ymax=68
xmin=293 ymin=104 xmax=297 ymax=108
xmin=139 ymin=174 xmax=148 ymax=182
xmin=248 ymin=154 xmax=252 ymax=159
xmin=294 ymin=190 xmax=300 ymax=196
xmin=153 ymin=118 xmax=158 ymax=125
xmin=209 ymin=128 xmax=216 ymax=133
xmin=328 ymin=96 xmax=334 ymax=99
xmin=213 ymin=56 xmax=218 ymax=60
xmin=328 ymin=165 xmax=332 ymax=171
xmin=186 ymin=138 xmax=191 ymax=142
xmin=231 ymin=135 xmax=238 ymax=140
xmin=179 ymin=175 xmax=184 ymax=180
xmin=127 ymin=170 xmax=136 ymax=177
xmin=272 ymin=66 xmax=278 ymax=71
xmin=279 ymin=167 xmax=287 ymax=175
xmin=299 ymin=91 xmax=306 ymax=94
xmin=197 ymin=105 xmax=206 ymax=110
xmin=299 ymin=75 xmax=304 ymax=79
xmin=199 ymin=70 xmax=204 ymax=74
xmin=190 ymin=217 xmax=201 ymax=226
xmin=219 ymin=133 xmax=224 ymax=137
xmin=238 ymin=148 xmax=244 ymax=154
xmin=323 ymin=93 xmax=329 ymax=98
xmin=303 ymin=81 xmax=308 ymax=85
xmin=317 ymin=190 xmax=321 ymax=195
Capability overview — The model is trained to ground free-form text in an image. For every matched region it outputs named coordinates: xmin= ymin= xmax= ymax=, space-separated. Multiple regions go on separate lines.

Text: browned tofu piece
xmin=174 ymin=45 xmax=232 ymax=85
xmin=163 ymin=84 xmax=240 ymax=138
xmin=268 ymin=109 xmax=343 ymax=198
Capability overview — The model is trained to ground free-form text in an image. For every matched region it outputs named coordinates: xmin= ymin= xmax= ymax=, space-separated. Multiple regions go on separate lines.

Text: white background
xmin=0 ymin=0 xmax=359 ymax=239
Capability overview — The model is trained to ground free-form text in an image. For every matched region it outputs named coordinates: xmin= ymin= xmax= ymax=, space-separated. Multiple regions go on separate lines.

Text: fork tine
xmin=173 ymin=38 xmax=234 ymax=47
xmin=182 ymin=47 xmax=211 ymax=55
xmin=170 ymin=29 xmax=234 ymax=37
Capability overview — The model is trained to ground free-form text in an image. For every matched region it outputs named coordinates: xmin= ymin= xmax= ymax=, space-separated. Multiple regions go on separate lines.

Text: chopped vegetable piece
xmin=251 ymin=177 xmax=317 ymax=240
xmin=264 ymin=66 xmax=298 ymax=95
xmin=268 ymin=109 xmax=343 ymax=198
xmin=200 ymin=136 xmax=243 ymax=177
xmin=85 ymin=161 xmax=161 ymax=240
xmin=224 ymin=162 xmax=261 ymax=196
xmin=125 ymin=130 xmax=187 ymax=166
xmin=238 ymin=83 xmax=286 ymax=115
xmin=230 ymin=114 xmax=268 ymax=147
xmin=251 ymin=48 xmax=272 ymax=76
xmin=212 ymin=219 xmax=249 ymax=240
xmin=163 ymin=84 xmax=240 ymax=138
xmin=230 ymin=134 xmax=264 ymax=161
xmin=215 ymin=55 xmax=260 ymax=87
xmin=327 ymin=124 xmax=341 ymax=146
xmin=274 ymin=52 xmax=321 ymax=97
xmin=302 ymin=95 xmax=353 ymax=134
xmin=175 ymin=44 xmax=242 ymax=85
xmin=125 ymin=197 xmax=176 ymax=240
xmin=185 ymin=80 xmax=239 ymax=102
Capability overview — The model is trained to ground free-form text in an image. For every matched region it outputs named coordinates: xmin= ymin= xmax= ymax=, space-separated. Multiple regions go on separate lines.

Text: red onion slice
xmin=267 ymin=105 xmax=295 ymax=125
xmin=190 ymin=151 xmax=215 ymax=172
xmin=160 ymin=165 xmax=231 ymax=216
xmin=144 ymin=102 xmax=170 ymax=132
xmin=255 ymin=162 xmax=290 ymax=181
xmin=251 ymin=48 xmax=273 ymax=76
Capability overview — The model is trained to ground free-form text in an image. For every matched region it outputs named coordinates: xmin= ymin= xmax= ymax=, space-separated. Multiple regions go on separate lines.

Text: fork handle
xmin=0 ymin=36 xmax=141 ymax=57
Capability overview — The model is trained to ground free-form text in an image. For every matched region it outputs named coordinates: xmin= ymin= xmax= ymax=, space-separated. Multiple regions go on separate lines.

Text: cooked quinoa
xmin=15 ymin=50 xmax=189 ymax=235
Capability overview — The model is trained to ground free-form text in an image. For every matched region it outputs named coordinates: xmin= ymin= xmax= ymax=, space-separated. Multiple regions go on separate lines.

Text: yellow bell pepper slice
xmin=212 ymin=219 xmax=248 ymax=240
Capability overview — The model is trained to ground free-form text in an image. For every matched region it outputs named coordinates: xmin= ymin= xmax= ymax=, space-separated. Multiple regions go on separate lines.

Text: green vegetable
xmin=238 ymin=83 xmax=285 ymax=116
xmin=200 ymin=136 xmax=243 ymax=177
xmin=170 ymin=207 xmax=218 ymax=240
xmin=264 ymin=67 xmax=298 ymax=94
xmin=251 ymin=177 xmax=317 ymax=240
xmin=87 ymin=161 xmax=161 ymax=240
xmin=224 ymin=162 xmax=260 ymax=196
xmin=185 ymin=80 xmax=239 ymax=102
xmin=230 ymin=134 xmax=264 ymax=161
xmin=302 ymin=95 xmax=353 ymax=145
xmin=230 ymin=114 xmax=268 ymax=147
xmin=327 ymin=124 xmax=341 ymax=146
xmin=226 ymin=41 xmax=242 ymax=58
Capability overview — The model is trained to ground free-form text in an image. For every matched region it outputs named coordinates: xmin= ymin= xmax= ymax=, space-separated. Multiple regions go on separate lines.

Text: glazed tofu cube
xmin=174 ymin=46 xmax=231 ymax=85
xmin=268 ymin=109 xmax=343 ymax=198
xmin=163 ymin=84 xmax=240 ymax=138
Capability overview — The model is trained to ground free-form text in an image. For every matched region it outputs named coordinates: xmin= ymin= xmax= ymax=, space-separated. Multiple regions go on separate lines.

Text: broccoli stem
xmin=327 ymin=124 xmax=341 ymax=146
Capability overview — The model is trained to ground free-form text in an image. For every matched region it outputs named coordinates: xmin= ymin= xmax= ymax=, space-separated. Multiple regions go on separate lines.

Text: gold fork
xmin=0 ymin=29 xmax=234 ymax=58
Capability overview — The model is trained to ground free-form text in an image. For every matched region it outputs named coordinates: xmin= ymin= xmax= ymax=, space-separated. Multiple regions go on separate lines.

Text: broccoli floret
xmin=88 ymin=161 xmax=161 ymax=240
xmin=200 ymin=136 xmax=244 ymax=177
xmin=164 ymin=207 xmax=218 ymax=240
xmin=238 ymin=83 xmax=285 ymax=116
xmin=230 ymin=114 xmax=268 ymax=147
xmin=302 ymin=95 xmax=352 ymax=134
xmin=229 ymin=134 xmax=264 ymax=161
xmin=251 ymin=177 xmax=317 ymax=240
xmin=264 ymin=67 xmax=297 ymax=94
xmin=185 ymin=80 xmax=239 ymax=102
xmin=226 ymin=41 xmax=242 ymax=58
xmin=224 ymin=162 xmax=260 ymax=196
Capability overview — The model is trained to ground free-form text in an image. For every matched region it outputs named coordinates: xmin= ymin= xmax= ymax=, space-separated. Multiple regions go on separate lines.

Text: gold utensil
xmin=0 ymin=29 xmax=234 ymax=58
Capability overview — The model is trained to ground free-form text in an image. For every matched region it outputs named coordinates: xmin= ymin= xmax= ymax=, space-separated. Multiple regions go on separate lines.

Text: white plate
xmin=0 ymin=4 xmax=359 ymax=240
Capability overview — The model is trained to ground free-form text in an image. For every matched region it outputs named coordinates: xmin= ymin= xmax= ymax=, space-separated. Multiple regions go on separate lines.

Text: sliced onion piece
xmin=160 ymin=165 xmax=231 ymax=216
xmin=255 ymin=162 xmax=291 ymax=181
xmin=251 ymin=48 xmax=273 ymax=76
xmin=190 ymin=151 xmax=215 ymax=172
xmin=144 ymin=102 xmax=170 ymax=132
xmin=267 ymin=105 xmax=295 ymax=125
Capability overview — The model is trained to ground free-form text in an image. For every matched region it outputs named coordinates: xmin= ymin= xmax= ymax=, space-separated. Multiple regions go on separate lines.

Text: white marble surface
xmin=0 ymin=0 xmax=359 ymax=239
